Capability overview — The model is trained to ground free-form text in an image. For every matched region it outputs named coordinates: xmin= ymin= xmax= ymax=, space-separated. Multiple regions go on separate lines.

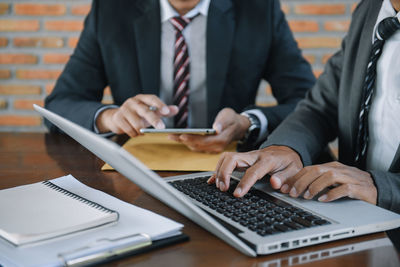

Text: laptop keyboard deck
xmin=169 ymin=177 xmax=330 ymax=237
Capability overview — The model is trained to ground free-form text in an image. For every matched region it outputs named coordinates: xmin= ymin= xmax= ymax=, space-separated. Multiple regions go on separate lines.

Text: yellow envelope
xmin=102 ymin=134 xmax=237 ymax=172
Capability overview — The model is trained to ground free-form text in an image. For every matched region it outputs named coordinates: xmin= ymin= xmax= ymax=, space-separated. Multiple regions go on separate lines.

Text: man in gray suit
xmin=210 ymin=0 xmax=400 ymax=214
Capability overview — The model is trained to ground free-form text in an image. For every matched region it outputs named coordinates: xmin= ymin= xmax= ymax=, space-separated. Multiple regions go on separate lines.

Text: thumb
xmin=212 ymin=110 xmax=233 ymax=134
xmin=164 ymin=105 xmax=179 ymax=118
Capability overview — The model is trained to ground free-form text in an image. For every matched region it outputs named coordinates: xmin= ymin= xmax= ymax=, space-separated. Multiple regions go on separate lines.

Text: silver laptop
xmin=34 ymin=105 xmax=400 ymax=257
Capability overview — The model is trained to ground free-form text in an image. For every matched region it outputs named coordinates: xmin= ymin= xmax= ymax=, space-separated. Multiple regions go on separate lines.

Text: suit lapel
xmin=133 ymin=0 xmax=161 ymax=96
xmin=348 ymin=0 xmax=382 ymax=157
xmin=389 ymin=145 xmax=400 ymax=172
xmin=206 ymin=0 xmax=234 ymax=125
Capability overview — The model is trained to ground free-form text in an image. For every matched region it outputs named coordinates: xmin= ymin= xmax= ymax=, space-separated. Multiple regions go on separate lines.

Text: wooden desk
xmin=1 ymin=132 xmax=399 ymax=267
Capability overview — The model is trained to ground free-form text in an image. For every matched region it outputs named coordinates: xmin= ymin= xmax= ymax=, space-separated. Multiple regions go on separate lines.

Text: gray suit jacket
xmin=262 ymin=0 xmax=400 ymax=214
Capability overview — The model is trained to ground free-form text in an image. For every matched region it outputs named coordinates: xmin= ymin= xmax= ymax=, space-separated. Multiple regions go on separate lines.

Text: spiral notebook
xmin=0 ymin=179 xmax=119 ymax=246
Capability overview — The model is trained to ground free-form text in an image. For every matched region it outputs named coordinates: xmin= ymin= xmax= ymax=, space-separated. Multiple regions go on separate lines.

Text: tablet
xmin=139 ymin=128 xmax=216 ymax=135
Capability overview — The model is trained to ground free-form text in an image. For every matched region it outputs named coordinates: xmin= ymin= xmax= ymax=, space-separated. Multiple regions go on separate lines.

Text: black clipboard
xmin=59 ymin=233 xmax=189 ymax=266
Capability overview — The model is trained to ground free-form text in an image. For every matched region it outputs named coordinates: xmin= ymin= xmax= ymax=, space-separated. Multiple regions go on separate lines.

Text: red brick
xmin=15 ymin=4 xmax=66 ymax=16
xmin=296 ymin=37 xmax=342 ymax=49
xmin=314 ymin=69 xmax=323 ymax=78
xmin=13 ymin=37 xmax=64 ymax=48
xmin=351 ymin=3 xmax=358 ymax=13
xmin=71 ymin=5 xmax=91 ymax=16
xmin=322 ymin=53 xmax=334 ymax=64
xmin=294 ymin=4 xmax=346 ymax=15
xmin=288 ymin=20 xmax=319 ymax=32
xmin=265 ymin=84 xmax=272 ymax=95
xmin=16 ymin=69 xmax=62 ymax=80
xmin=45 ymin=83 xmax=55 ymax=95
xmin=0 ymin=115 xmax=41 ymax=126
xmin=303 ymin=54 xmax=316 ymax=64
xmin=104 ymin=86 xmax=111 ymax=96
xmin=0 ymin=54 xmax=37 ymax=64
xmin=14 ymin=99 xmax=44 ymax=110
xmin=0 ymin=20 xmax=39 ymax=31
xmin=0 ymin=3 xmax=9 ymax=15
xmin=0 ymin=69 xmax=11 ymax=79
xmin=324 ymin=20 xmax=351 ymax=32
xmin=45 ymin=20 xmax=83 ymax=32
xmin=281 ymin=4 xmax=290 ymax=15
xmin=0 ymin=99 xmax=7 ymax=109
xmin=0 ymin=85 xmax=41 ymax=95
xmin=0 ymin=38 xmax=7 ymax=47
xmin=68 ymin=37 xmax=79 ymax=48
xmin=43 ymin=53 xmax=70 ymax=64
xmin=101 ymin=99 xmax=114 ymax=105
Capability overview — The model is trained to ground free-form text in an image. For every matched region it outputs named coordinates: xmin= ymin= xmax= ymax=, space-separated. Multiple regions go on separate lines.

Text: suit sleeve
xmin=369 ymin=171 xmax=400 ymax=214
xmin=246 ymin=0 xmax=316 ymax=132
xmin=44 ymin=0 xmax=108 ymax=132
xmin=260 ymin=32 xmax=345 ymax=166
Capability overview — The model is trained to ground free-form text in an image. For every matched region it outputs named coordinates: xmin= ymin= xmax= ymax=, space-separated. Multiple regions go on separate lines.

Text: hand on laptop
xmin=95 ymin=94 xmax=178 ymax=137
xmin=167 ymin=108 xmax=251 ymax=153
xmin=211 ymin=146 xmax=377 ymax=204
xmin=209 ymin=146 xmax=303 ymax=195
xmin=280 ymin=161 xmax=377 ymax=204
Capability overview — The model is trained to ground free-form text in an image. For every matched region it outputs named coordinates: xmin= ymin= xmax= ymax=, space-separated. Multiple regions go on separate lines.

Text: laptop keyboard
xmin=169 ymin=177 xmax=330 ymax=237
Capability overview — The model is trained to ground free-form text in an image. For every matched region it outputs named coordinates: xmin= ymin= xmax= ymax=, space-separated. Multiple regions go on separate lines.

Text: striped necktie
xmin=355 ymin=17 xmax=400 ymax=166
xmin=170 ymin=16 xmax=193 ymax=128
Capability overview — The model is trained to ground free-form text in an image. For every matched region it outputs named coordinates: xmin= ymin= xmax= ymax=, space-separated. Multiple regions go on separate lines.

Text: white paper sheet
xmin=0 ymin=175 xmax=183 ymax=267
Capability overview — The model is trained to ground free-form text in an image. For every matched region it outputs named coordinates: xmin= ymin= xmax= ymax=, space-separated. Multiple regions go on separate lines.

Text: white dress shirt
xmin=159 ymin=0 xmax=209 ymax=128
xmin=367 ymin=0 xmax=400 ymax=171
xmin=95 ymin=0 xmax=268 ymax=142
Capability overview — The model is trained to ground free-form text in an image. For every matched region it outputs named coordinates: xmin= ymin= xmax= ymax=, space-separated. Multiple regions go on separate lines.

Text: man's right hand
xmin=209 ymin=146 xmax=303 ymax=197
xmin=95 ymin=94 xmax=178 ymax=137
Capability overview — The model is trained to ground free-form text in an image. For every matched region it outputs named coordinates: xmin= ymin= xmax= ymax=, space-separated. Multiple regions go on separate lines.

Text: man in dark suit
xmin=212 ymin=0 xmax=400 ymax=214
xmin=45 ymin=0 xmax=315 ymax=153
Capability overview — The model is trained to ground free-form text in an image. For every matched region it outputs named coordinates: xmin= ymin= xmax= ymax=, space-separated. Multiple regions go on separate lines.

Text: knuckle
xmin=326 ymin=170 xmax=336 ymax=178
xmin=222 ymin=151 xmax=235 ymax=160
xmin=344 ymin=183 xmax=353 ymax=192
xmin=331 ymin=161 xmax=341 ymax=167
xmin=308 ymin=185 xmax=318 ymax=195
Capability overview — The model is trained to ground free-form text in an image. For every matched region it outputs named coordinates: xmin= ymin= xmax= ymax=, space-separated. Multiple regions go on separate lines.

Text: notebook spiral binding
xmin=42 ymin=181 xmax=118 ymax=216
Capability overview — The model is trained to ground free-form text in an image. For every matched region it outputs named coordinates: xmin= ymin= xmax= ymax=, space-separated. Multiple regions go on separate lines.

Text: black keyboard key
xmin=314 ymin=219 xmax=330 ymax=225
xmin=284 ymin=221 xmax=303 ymax=230
xmin=305 ymin=215 xmax=321 ymax=222
xmin=274 ymin=223 xmax=291 ymax=232
xmin=168 ymin=178 xmax=330 ymax=237
xmin=292 ymin=216 xmax=313 ymax=227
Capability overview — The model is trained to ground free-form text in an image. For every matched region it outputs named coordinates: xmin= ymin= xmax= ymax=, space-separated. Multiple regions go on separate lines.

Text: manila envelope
xmin=102 ymin=134 xmax=237 ymax=172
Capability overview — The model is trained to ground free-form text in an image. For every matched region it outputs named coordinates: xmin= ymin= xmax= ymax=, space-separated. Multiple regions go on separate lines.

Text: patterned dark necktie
xmin=170 ymin=16 xmax=193 ymax=128
xmin=355 ymin=17 xmax=400 ymax=166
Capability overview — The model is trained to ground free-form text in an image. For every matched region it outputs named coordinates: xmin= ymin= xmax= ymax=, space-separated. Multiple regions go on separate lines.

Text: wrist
xmin=96 ymin=108 xmax=117 ymax=133
xmin=237 ymin=114 xmax=252 ymax=140
xmin=240 ymin=113 xmax=260 ymax=143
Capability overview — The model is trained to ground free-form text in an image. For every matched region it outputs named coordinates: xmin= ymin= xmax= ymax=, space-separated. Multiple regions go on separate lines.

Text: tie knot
xmin=376 ymin=16 xmax=400 ymax=41
xmin=171 ymin=16 xmax=191 ymax=32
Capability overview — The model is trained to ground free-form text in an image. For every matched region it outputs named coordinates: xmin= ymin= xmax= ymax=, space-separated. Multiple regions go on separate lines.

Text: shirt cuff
xmin=241 ymin=109 xmax=269 ymax=144
xmin=93 ymin=105 xmax=118 ymax=137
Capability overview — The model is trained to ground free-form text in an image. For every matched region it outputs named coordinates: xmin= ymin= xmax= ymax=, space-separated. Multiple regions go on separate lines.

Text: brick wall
xmin=0 ymin=0 xmax=358 ymax=132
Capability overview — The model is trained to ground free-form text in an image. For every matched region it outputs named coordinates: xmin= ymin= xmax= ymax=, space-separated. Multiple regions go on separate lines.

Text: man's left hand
xmin=281 ymin=161 xmax=377 ymax=205
xmin=168 ymin=108 xmax=250 ymax=153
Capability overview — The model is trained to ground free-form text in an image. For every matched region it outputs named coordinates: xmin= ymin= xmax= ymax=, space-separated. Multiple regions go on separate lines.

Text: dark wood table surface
xmin=1 ymin=132 xmax=400 ymax=267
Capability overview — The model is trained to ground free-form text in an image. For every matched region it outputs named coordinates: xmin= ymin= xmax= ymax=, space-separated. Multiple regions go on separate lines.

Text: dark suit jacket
xmin=45 ymin=0 xmax=315 ymax=133
xmin=262 ymin=0 xmax=400 ymax=213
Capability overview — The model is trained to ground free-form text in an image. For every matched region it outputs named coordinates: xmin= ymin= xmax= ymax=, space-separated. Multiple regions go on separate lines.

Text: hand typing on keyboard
xmin=211 ymin=145 xmax=377 ymax=205
xmin=209 ymin=146 xmax=303 ymax=197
